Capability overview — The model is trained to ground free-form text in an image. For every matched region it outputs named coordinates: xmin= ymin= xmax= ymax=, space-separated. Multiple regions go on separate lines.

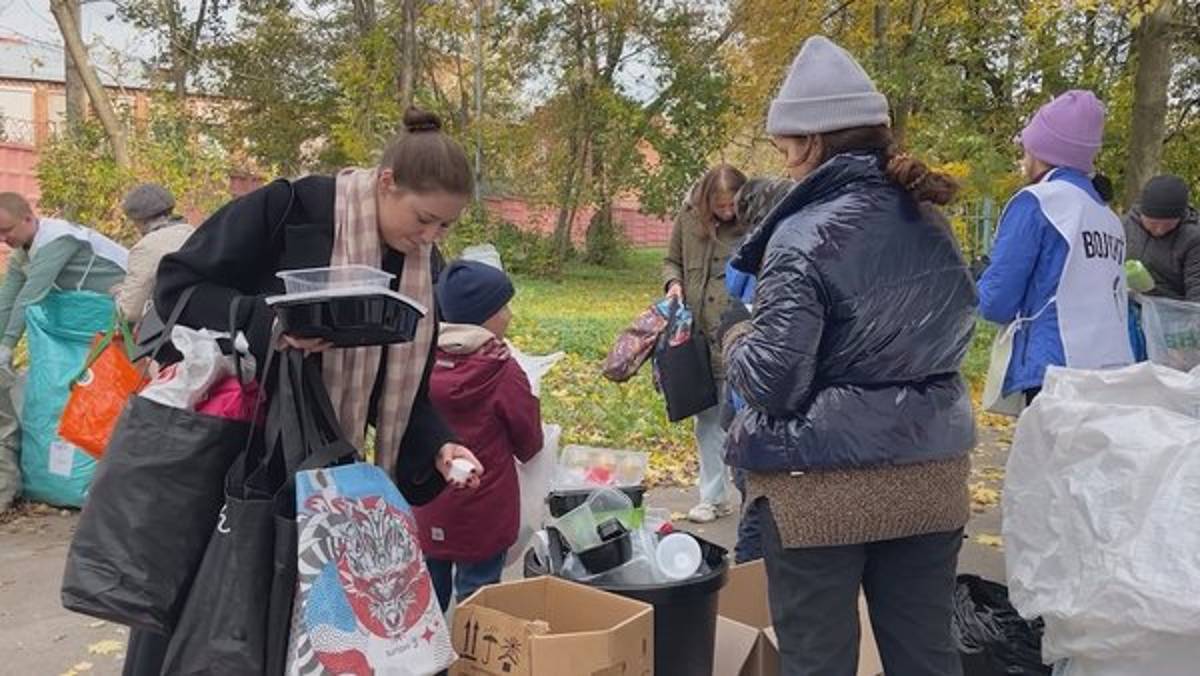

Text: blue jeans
xmin=734 ymin=469 xmax=764 ymax=563
xmin=426 ymin=553 xmax=506 ymax=612
xmin=695 ymin=403 xmax=729 ymax=505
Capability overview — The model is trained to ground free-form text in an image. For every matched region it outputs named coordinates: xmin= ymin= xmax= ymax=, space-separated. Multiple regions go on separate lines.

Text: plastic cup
xmin=655 ymin=532 xmax=702 ymax=581
xmin=448 ymin=458 xmax=476 ymax=483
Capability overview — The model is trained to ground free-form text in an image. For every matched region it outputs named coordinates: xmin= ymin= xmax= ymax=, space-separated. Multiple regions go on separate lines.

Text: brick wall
xmin=482 ymin=196 xmax=671 ymax=248
xmin=0 ymin=153 xmax=671 ymax=273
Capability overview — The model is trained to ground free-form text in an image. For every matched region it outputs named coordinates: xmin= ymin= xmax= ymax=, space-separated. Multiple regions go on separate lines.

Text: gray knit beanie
xmin=766 ymin=36 xmax=890 ymax=137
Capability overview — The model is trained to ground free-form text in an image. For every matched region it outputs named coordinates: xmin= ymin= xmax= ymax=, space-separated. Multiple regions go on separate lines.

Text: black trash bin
xmin=525 ymin=532 xmax=729 ymax=676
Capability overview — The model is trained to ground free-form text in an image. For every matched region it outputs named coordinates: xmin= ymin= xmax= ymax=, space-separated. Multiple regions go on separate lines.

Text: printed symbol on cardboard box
xmin=498 ymin=637 xmax=522 ymax=672
xmin=457 ymin=617 xmax=525 ymax=672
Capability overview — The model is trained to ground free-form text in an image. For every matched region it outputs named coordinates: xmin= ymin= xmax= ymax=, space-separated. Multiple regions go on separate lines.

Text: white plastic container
xmin=655 ymin=532 xmax=702 ymax=581
xmin=276 ymin=265 xmax=394 ymax=296
xmin=448 ymin=458 xmax=476 ymax=483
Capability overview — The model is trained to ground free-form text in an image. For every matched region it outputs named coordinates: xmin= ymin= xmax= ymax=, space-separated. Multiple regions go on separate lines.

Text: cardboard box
xmin=715 ymin=561 xmax=884 ymax=676
xmin=449 ymin=576 xmax=653 ymax=676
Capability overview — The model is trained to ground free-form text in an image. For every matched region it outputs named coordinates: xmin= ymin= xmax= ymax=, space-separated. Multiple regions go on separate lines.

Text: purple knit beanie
xmin=1019 ymin=90 xmax=1106 ymax=173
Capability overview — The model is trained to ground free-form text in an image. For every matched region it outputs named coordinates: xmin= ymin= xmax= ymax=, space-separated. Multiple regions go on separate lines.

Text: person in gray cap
xmin=718 ymin=35 xmax=974 ymax=675
xmin=114 ymin=183 xmax=194 ymax=322
xmin=1123 ymin=175 xmax=1200 ymax=302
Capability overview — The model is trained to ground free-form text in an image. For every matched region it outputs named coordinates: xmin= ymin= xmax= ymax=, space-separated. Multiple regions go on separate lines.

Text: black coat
xmin=1124 ymin=207 xmax=1200 ymax=302
xmin=725 ymin=153 xmax=977 ymax=473
xmin=155 ymin=176 xmax=452 ymax=505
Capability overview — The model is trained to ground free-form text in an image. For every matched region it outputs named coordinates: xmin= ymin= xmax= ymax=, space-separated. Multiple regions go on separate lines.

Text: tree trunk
xmin=473 ymin=0 xmax=484 ymax=202
xmin=872 ymin=0 xmax=888 ymax=73
xmin=171 ymin=51 xmax=189 ymax=98
xmin=50 ymin=0 xmax=131 ymax=168
xmin=892 ymin=0 xmax=927 ymax=147
xmin=170 ymin=0 xmax=210 ymax=99
xmin=352 ymin=0 xmax=376 ymax=34
xmin=552 ymin=134 xmax=584 ymax=261
xmin=63 ymin=0 xmax=85 ymax=130
xmin=399 ymin=0 xmax=417 ymax=111
xmin=1123 ymin=0 xmax=1175 ymax=203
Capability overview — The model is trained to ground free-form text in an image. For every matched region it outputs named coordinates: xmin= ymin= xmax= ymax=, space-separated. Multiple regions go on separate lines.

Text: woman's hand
xmin=279 ymin=334 xmax=334 ymax=354
xmin=665 ymin=280 xmax=684 ymax=302
xmin=437 ymin=443 xmax=483 ymax=490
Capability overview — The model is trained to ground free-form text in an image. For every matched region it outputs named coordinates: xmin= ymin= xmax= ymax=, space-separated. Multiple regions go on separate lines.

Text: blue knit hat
xmin=437 ymin=260 xmax=515 ymax=325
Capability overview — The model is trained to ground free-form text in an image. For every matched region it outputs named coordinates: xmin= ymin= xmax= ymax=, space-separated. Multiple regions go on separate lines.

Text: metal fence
xmin=946 ymin=197 xmax=1000 ymax=261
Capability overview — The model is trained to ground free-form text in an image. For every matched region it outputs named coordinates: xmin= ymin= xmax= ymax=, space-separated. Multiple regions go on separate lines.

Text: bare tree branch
xmin=50 ymin=0 xmax=131 ymax=167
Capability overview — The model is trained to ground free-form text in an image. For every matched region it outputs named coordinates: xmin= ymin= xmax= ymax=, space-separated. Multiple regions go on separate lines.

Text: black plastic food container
xmin=270 ymin=292 xmax=424 ymax=347
xmin=546 ymin=485 xmax=646 ymax=518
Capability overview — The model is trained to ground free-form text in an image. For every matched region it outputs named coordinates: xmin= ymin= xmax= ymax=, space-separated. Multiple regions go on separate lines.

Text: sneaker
xmin=687 ymin=502 xmax=732 ymax=524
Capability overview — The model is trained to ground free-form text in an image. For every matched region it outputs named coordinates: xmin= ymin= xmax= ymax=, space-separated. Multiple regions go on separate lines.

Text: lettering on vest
xmin=1081 ymin=231 xmax=1126 ymax=263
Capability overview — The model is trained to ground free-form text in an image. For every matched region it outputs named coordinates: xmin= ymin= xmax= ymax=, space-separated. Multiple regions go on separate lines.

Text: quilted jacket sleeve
xmin=977 ymin=192 xmax=1044 ymax=324
xmin=1181 ymin=221 xmax=1200 ymax=302
xmin=725 ymin=242 xmax=825 ymax=418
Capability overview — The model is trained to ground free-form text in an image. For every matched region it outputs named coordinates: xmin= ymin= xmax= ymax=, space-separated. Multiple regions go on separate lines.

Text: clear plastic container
xmin=276 ymin=265 xmax=395 ymax=295
xmin=550 ymin=487 xmax=635 ymax=553
xmin=556 ymin=446 xmax=649 ymax=488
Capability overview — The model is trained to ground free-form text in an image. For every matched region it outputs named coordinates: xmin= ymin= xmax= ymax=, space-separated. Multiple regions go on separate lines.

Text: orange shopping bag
xmin=59 ymin=315 xmax=147 ymax=459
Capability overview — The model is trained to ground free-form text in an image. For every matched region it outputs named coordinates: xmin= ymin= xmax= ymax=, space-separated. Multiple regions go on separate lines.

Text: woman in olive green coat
xmin=663 ymin=164 xmax=747 ymax=523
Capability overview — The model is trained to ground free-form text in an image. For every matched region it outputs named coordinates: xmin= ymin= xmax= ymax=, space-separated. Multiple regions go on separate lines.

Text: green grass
xmin=508 ymin=248 xmax=994 ymax=484
xmin=507 ymin=250 xmax=697 ymax=484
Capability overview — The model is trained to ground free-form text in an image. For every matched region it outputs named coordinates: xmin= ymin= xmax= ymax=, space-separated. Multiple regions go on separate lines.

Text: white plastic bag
xmin=504 ymin=344 xmax=565 ymax=565
xmin=982 ymin=323 xmax=1026 ymax=416
xmin=1004 ymin=363 xmax=1200 ymax=662
xmin=1139 ymin=294 xmax=1200 ymax=371
xmin=140 ymin=326 xmax=253 ymax=410
xmin=507 ymin=342 xmax=565 ymax=398
xmin=1053 ymin=632 xmax=1200 ymax=676
xmin=507 ymin=423 xmax=561 ymax=566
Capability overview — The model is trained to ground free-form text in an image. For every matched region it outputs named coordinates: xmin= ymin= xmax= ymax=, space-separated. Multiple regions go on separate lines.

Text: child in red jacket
xmin=415 ymin=260 xmax=544 ymax=610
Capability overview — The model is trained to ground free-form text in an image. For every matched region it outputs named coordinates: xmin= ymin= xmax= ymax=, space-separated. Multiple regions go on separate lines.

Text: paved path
xmin=0 ymin=428 xmax=1009 ymax=675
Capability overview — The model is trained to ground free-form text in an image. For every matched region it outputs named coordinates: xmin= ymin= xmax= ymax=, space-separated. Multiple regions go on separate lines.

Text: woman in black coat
xmin=126 ymin=108 xmax=483 ymax=676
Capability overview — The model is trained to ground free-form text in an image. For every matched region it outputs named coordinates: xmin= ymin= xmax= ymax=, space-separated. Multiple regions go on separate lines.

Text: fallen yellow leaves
xmin=974 ymin=533 xmax=1003 ymax=548
xmin=60 ymin=662 xmax=93 ymax=676
xmin=975 ymin=466 xmax=1005 ymax=482
xmin=969 ymin=482 xmax=1001 ymax=510
xmin=87 ymin=639 xmax=125 ymax=657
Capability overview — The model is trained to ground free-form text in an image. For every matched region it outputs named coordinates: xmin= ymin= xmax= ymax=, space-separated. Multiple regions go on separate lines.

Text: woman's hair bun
xmin=404 ymin=106 xmax=443 ymax=133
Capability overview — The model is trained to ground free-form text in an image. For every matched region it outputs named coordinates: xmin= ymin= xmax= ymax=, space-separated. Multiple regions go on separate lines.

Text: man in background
xmin=0 ymin=193 xmax=127 ymax=367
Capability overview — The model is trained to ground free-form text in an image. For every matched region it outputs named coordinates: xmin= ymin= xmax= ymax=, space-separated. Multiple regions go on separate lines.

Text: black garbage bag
xmin=953 ymin=574 xmax=1051 ymax=676
xmin=60 ymin=290 xmax=266 ymax=635
xmin=162 ymin=350 xmax=354 ymax=675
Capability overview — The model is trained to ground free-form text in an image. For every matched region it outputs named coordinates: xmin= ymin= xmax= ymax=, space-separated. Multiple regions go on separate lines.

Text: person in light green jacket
xmin=0 ymin=193 xmax=128 ymax=365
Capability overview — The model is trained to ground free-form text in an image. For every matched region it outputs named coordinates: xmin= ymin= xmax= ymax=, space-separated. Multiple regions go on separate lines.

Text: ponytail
xmin=815 ymin=125 xmax=960 ymax=205
xmin=884 ymin=153 xmax=959 ymax=206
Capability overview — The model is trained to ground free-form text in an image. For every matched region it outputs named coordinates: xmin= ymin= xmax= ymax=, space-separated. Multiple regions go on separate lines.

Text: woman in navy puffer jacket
xmin=720 ymin=36 xmax=977 ymax=676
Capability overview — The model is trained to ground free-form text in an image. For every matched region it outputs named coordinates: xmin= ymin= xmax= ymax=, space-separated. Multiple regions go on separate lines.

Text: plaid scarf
xmin=323 ymin=167 xmax=435 ymax=475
